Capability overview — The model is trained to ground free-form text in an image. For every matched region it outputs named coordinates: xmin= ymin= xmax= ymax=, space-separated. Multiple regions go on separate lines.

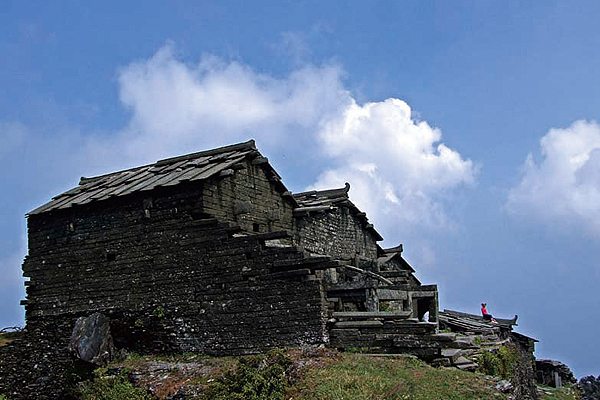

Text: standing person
xmin=481 ymin=303 xmax=497 ymax=323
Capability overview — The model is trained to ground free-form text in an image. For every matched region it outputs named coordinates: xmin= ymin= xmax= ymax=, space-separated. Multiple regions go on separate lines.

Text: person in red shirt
xmin=481 ymin=302 xmax=497 ymax=323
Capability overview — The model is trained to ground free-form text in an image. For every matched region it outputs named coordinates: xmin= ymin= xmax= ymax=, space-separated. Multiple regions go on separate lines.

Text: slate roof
xmin=293 ymin=183 xmax=384 ymax=241
xmin=377 ymin=251 xmax=416 ymax=273
xmin=438 ymin=309 xmax=518 ymax=334
xmin=28 ymin=140 xmax=291 ymax=215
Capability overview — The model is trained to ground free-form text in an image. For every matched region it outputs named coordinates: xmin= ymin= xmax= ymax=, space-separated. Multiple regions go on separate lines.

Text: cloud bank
xmin=312 ymin=98 xmax=476 ymax=230
xmin=114 ymin=44 xmax=476 ymax=238
xmin=115 ymin=44 xmax=351 ymax=160
xmin=507 ymin=120 xmax=600 ymax=233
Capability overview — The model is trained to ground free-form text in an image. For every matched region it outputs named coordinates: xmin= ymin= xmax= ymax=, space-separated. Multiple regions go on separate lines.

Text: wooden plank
xmin=54 ymin=188 xmax=100 ymax=209
xmin=333 ymin=311 xmax=411 ymax=319
xmin=163 ymin=161 xmax=216 ymax=185
xmin=116 ymin=171 xmax=168 ymax=196
xmin=139 ymin=168 xmax=195 ymax=191
xmin=188 ymin=156 xmax=246 ymax=182
xmin=334 ymin=320 xmax=384 ymax=329
xmin=159 ymin=160 xmax=188 ymax=173
xmin=72 ymin=187 xmax=112 ymax=205
xmin=105 ymin=170 xmax=154 ymax=197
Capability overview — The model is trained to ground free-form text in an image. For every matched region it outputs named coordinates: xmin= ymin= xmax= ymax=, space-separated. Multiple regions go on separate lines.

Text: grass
xmin=76 ymin=349 xmax=579 ymax=400
xmin=477 ymin=344 xmax=520 ymax=380
xmin=78 ymin=368 xmax=152 ymax=400
xmin=287 ymin=354 xmax=509 ymax=400
xmin=0 ymin=331 xmax=23 ymax=347
xmin=538 ymin=385 xmax=580 ymax=400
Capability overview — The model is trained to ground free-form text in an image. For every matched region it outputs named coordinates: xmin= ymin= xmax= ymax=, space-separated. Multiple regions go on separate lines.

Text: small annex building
xmin=3 ymin=140 xmax=441 ymax=398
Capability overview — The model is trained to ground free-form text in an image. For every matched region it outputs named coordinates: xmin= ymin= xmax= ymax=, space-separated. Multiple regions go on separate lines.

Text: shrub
xmin=200 ymin=349 xmax=292 ymax=400
xmin=78 ymin=368 xmax=152 ymax=400
xmin=479 ymin=351 xmax=502 ymax=377
xmin=497 ymin=344 xmax=520 ymax=378
xmin=478 ymin=344 xmax=520 ymax=379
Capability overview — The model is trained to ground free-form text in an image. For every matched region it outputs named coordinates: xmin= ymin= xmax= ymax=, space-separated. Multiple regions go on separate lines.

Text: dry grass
xmin=0 ymin=331 xmax=23 ymax=347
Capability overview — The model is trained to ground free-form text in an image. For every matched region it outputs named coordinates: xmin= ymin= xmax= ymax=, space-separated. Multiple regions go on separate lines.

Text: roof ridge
xmin=79 ymin=164 xmax=149 ymax=185
xmin=293 ymin=182 xmax=350 ymax=198
xmin=78 ymin=139 xmax=257 ymax=185
xmin=155 ymin=139 xmax=256 ymax=166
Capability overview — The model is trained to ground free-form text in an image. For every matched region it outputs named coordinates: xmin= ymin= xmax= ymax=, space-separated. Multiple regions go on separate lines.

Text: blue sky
xmin=2 ymin=1 xmax=599 ymax=378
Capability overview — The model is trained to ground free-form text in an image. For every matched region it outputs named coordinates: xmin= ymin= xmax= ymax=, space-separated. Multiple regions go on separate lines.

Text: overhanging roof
xmin=293 ymin=183 xmax=384 ymax=241
xmin=28 ymin=140 xmax=294 ymax=215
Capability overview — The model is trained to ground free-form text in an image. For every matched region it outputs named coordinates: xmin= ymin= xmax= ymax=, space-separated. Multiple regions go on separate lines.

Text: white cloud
xmin=115 ymin=43 xmax=351 ymax=161
xmin=506 ymin=120 xmax=600 ymax=232
xmin=112 ymin=45 xmax=477 ymax=239
xmin=311 ymin=98 xmax=476 ymax=231
xmin=5 ymin=44 xmax=477 ymax=259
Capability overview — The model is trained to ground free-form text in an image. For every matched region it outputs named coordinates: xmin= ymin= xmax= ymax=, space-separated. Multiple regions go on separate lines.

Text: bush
xmin=479 ymin=351 xmax=502 ymax=377
xmin=200 ymin=349 xmax=292 ymax=400
xmin=78 ymin=368 xmax=152 ymax=400
xmin=478 ymin=344 xmax=520 ymax=379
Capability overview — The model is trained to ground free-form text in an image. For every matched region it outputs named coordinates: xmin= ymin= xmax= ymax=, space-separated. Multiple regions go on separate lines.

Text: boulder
xmin=68 ymin=312 xmax=115 ymax=365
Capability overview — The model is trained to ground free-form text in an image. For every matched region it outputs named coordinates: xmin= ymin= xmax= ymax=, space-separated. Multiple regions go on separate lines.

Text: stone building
xmin=1 ymin=140 xmax=440 ymax=399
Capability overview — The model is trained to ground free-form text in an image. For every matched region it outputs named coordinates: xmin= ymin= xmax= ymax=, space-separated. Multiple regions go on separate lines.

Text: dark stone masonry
xmin=0 ymin=140 xmax=541 ymax=399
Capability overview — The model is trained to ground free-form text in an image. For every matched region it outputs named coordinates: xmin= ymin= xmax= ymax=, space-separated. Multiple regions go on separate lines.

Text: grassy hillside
xmin=65 ymin=348 xmax=577 ymax=400
xmin=0 ymin=332 xmax=580 ymax=400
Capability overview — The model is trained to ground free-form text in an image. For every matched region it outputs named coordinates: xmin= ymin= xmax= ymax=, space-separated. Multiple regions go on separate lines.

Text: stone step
xmin=454 ymin=356 xmax=473 ymax=365
xmin=431 ymin=357 xmax=451 ymax=367
xmin=427 ymin=332 xmax=456 ymax=342
xmin=453 ymin=356 xmax=479 ymax=371
xmin=333 ymin=320 xmax=384 ymax=329
xmin=456 ymin=362 xmax=479 ymax=371
xmin=441 ymin=348 xmax=462 ymax=363
xmin=446 ymin=338 xmax=479 ymax=349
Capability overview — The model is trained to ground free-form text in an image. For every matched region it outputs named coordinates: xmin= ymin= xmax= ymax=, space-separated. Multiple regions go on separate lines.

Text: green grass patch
xmin=77 ymin=368 xmax=152 ymax=400
xmin=70 ymin=349 xmax=521 ymax=400
xmin=287 ymin=354 xmax=509 ymax=400
xmin=538 ymin=385 xmax=580 ymax=400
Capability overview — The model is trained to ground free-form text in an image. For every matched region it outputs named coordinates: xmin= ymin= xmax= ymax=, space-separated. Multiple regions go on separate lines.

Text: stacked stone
xmin=294 ymin=207 xmax=379 ymax=260
xmin=5 ymin=175 xmax=340 ymax=397
xmin=328 ymin=312 xmax=442 ymax=359
xmin=579 ymin=375 xmax=600 ymax=400
xmin=536 ymin=359 xmax=577 ymax=388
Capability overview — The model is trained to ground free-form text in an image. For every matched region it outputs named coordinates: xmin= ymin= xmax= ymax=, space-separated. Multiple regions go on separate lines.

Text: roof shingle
xmin=28 ymin=140 xmax=277 ymax=215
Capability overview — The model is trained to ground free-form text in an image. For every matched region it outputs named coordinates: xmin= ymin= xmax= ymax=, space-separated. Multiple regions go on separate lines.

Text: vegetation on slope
xmin=288 ymin=353 xmax=509 ymax=400
xmin=76 ymin=349 xmax=521 ymax=400
xmin=0 ymin=339 xmax=581 ymax=400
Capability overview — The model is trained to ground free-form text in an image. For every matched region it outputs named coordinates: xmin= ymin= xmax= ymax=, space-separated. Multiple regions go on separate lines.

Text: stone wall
xmin=200 ymin=158 xmax=294 ymax=234
xmin=294 ymin=206 xmax=378 ymax=260
xmin=23 ymin=186 xmax=327 ymax=351
xmin=4 ymin=180 xmax=337 ymax=398
xmin=0 ymin=321 xmax=84 ymax=400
